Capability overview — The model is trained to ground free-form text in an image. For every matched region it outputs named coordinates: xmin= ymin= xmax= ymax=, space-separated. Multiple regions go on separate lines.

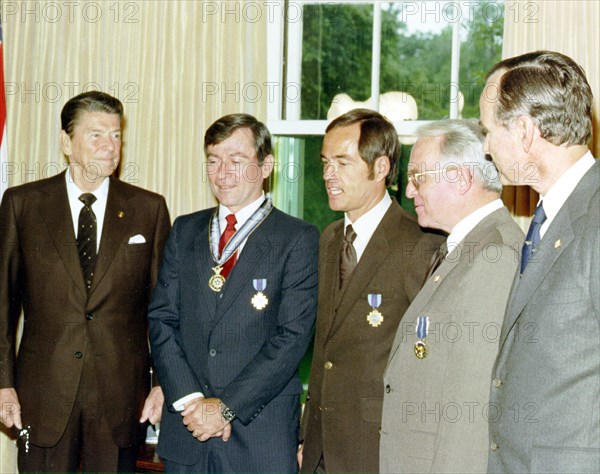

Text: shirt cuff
xmin=172 ymin=392 xmax=204 ymax=411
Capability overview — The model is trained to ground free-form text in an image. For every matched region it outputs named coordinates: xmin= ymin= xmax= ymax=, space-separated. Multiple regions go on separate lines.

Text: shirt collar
xmin=218 ymin=193 xmax=266 ymax=229
xmin=539 ymin=151 xmax=596 ymax=226
xmin=344 ymin=192 xmax=392 ymax=243
xmin=447 ymin=199 xmax=504 ymax=253
xmin=65 ymin=167 xmax=110 ymax=202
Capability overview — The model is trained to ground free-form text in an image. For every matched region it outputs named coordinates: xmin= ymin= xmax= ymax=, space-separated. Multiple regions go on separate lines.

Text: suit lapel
xmin=386 ymin=207 xmax=513 ymax=370
xmin=500 ymin=215 xmax=574 ymax=344
xmin=211 ymin=211 xmax=274 ymax=325
xmin=500 ymin=161 xmax=599 ymax=347
xmin=194 ymin=210 xmax=219 ymax=317
xmin=39 ymin=172 xmax=88 ymax=298
xmin=326 ymin=203 xmax=399 ymax=341
xmin=89 ymin=177 xmax=135 ymax=295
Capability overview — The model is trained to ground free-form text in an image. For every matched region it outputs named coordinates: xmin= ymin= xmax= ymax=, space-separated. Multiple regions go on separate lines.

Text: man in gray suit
xmin=380 ymin=119 xmax=523 ymax=473
xmin=480 ymin=51 xmax=599 ymax=473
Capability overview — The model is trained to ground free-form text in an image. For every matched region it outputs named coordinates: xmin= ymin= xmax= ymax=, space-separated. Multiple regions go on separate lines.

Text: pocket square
xmin=128 ymin=234 xmax=146 ymax=244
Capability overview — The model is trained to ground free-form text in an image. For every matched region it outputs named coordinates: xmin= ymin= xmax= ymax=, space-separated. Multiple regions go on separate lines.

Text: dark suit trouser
xmin=18 ymin=353 xmax=138 ymax=473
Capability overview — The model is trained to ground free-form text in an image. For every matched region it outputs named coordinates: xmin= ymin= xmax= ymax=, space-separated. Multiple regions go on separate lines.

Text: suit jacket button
xmin=492 ymin=378 xmax=502 ymax=388
xmin=324 ymin=361 xmax=333 ymax=370
xmin=75 ymin=352 xmax=83 ymax=359
xmin=85 ymin=313 xmax=94 ymax=321
xmin=209 ymin=349 xmax=217 ymax=357
xmin=490 ymin=442 xmax=499 ymax=451
xmin=385 ymin=384 xmax=391 ymax=393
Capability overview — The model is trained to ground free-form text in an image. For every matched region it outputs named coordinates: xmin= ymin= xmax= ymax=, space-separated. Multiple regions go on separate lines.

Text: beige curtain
xmin=502 ymin=0 xmax=600 ymax=224
xmin=1 ymin=1 xmax=267 ymax=471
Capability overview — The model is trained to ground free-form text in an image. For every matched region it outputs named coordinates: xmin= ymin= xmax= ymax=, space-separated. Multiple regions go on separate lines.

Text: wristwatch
xmin=220 ymin=401 xmax=236 ymax=422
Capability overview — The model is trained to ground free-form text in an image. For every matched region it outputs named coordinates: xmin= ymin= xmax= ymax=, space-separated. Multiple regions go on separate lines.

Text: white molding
xmin=267 ymin=119 xmax=435 ymax=137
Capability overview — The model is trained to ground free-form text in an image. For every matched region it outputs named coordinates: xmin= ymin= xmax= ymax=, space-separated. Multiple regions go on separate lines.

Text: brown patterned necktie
xmin=422 ymin=241 xmax=448 ymax=287
xmin=77 ymin=193 xmax=97 ymax=292
xmin=339 ymin=224 xmax=357 ymax=288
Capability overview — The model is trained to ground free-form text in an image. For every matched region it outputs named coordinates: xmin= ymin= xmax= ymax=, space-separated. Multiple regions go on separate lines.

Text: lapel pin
xmin=118 ymin=211 xmax=125 ymax=218
xmin=434 ymin=275 xmax=441 ymax=282
xmin=554 ymin=239 xmax=561 ymax=249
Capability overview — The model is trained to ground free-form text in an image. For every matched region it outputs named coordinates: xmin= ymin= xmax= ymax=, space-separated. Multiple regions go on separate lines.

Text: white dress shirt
xmin=446 ymin=199 xmax=504 ymax=255
xmin=344 ymin=192 xmax=392 ymax=262
xmin=65 ymin=168 xmax=109 ymax=252
xmin=539 ymin=151 xmax=596 ymax=238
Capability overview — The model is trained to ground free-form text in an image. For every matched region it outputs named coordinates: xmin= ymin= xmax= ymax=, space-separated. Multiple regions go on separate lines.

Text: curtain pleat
xmin=502 ymin=1 xmax=599 ymax=221
xmin=1 ymin=2 xmax=267 ymax=471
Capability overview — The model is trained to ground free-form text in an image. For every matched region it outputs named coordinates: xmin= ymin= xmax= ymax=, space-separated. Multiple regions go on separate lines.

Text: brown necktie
xmin=219 ymin=214 xmax=238 ymax=279
xmin=77 ymin=193 xmax=97 ymax=292
xmin=339 ymin=225 xmax=357 ymax=288
xmin=422 ymin=241 xmax=448 ymax=287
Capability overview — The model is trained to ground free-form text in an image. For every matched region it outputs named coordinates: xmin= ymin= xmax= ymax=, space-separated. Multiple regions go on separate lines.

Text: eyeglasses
xmin=407 ymin=166 xmax=459 ymax=190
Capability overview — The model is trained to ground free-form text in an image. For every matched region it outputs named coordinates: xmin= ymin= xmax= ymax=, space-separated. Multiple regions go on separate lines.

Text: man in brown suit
xmin=0 ymin=91 xmax=171 ymax=472
xmin=299 ymin=109 xmax=441 ymax=473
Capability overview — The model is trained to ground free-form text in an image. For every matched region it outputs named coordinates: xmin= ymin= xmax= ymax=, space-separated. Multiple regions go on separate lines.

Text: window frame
xmin=266 ymin=0 xmax=463 ymax=137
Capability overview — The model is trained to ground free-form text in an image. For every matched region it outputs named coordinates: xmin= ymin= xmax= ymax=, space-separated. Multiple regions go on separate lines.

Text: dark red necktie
xmin=219 ymin=214 xmax=237 ymax=278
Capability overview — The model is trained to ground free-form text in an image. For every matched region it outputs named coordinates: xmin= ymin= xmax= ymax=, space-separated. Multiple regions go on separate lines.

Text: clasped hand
xmin=182 ymin=397 xmax=232 ymax=442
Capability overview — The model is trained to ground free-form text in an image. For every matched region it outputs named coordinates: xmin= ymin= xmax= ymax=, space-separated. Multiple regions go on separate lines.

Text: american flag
xmin=0 ymin=24 xmax=7 ymax=199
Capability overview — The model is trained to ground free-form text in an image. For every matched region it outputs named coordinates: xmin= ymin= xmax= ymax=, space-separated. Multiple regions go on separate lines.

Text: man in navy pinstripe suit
xmin=148 ymin=114 xmax=319 ymax=473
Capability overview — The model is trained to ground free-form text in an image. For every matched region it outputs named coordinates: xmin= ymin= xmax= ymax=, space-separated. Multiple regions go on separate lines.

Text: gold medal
xmin=414 ymin=340 xmax=428 ymax=359
xmin=251 ymin=291 xmax=269 ymax=310
xmin=208 ymin=266 xmax=226 ymax=292
xmin=367 ymin=309 xmax=384 ymax=327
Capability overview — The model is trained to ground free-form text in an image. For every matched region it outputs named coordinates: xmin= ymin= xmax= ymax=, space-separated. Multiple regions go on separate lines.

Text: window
xmin=267 ymin=1 xmax=503 ymax=223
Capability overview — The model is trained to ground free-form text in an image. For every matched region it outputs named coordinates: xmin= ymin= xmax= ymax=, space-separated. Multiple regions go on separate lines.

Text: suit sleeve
xmin=148 ymin=218 xmax=204 ymax=406
xmin=220 ymin=224 xmax=319 ymax=425
xmin=148 ymin=196 xmax=171 ymax=387
xmin=0 ymin=190 xmax=23 ymax=388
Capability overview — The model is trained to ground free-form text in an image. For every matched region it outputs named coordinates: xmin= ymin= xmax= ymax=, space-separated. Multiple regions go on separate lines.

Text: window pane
xmin=459 ymin=1 xmax=504 ymax=118
xmin=380 ymin=2 xmax=452 ymax=120
xmin=301 ymin=3 xmax=374 ymax=120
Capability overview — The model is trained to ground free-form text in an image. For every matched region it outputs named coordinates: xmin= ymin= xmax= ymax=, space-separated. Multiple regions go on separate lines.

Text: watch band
xmin=220 ymin=401 xmax=236 ymax=422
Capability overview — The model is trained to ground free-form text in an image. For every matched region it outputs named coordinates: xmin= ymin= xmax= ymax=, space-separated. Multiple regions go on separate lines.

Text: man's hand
xmin=140 ymin=386 xmax=164 ymax=424
xmin=0 ymin=388 xmax=22 ymax=430
xmin=181 ymin=397 xmax=231 ymax=442
xmin=297 ymin=443 xmax=303 ymax=469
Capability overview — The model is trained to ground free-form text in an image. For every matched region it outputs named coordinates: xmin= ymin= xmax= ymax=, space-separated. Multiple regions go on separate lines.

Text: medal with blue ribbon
xmin=251 ymin=278 xmax=269 ymax=310
xmin=414 ymin=316 xmax=429 ymax=359
xmin=366 ymin=294 xmax=383 ymax=327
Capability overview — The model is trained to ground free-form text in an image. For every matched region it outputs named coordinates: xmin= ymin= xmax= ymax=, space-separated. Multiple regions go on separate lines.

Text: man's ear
xmin=374 ymin=155 xmax=391 ymax=182
xmin=60 ymin=130 xmax=72 ymax=157
xmin=457 ymin=166 xmax=474 ymax=196
xmin=261 ymin=154 xmax=275 ymax=179
xmin=516 ymin=115 xmax=536 ymax=153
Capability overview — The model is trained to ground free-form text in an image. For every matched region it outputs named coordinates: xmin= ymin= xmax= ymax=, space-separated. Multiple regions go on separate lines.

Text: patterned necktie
xmin=521 ymin=201 xmax=547 ymax=273
xmin=219 ymin=214 xmax=238 ymax=279
xmin=77 ymin=193 xmax=97 ymax=292
xmin=422 ymin=241 xmax=448 ymax=287
xmin=339 ymin=225 xmax=357 ymax=288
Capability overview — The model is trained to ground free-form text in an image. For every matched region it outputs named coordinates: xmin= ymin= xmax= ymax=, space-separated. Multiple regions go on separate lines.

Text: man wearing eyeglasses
xmin=299 ymin=109 xmax=442 ymax=473
xmin=379 ymin=119 xmax=523 ymax=474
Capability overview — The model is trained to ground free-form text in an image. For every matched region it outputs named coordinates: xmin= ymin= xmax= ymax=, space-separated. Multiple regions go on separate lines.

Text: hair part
xmin=486 ymin=50 xmax=593 ymax=146
xmin=417 ymin=119 xmax=502 ymax=194
xmin=61 ymin=91 xmax=123 ymax=138
xmin=204 ymin=114 xmax=272 ymax=165
xmin=326 ymin=108 xmax=399 ymax=186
